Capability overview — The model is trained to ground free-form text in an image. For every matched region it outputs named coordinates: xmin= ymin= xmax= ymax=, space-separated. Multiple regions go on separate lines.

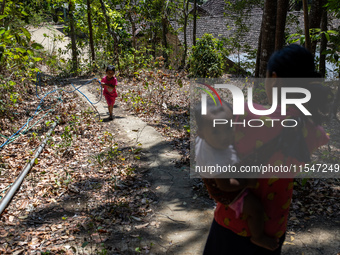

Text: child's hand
xmin=104 ymin=83 xmax=115 ymax=89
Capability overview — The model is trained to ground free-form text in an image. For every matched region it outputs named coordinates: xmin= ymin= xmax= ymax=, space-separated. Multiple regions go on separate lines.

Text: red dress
xmin=214 ymin=103 xmax=329 ymax=238
xmin=101 ymin=76 xmax=117 ymax=106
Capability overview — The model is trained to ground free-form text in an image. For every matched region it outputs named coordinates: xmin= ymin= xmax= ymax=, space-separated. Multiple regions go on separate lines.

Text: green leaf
xmin=0 ymin=28 xmax=5 ymax=35
xmin=21 ymin=10 xmax=28 ymax=16
xmin=0 ymin=15 xmax=7 ymax=20
xmin=21 ymin=27 xmax=31 ymax=40
xmin=327 ymin=30 xmax=338 ymax=34
xmin=321 ymin=49 xmax=332 ymax=55
xmin=82 ymin=241 xmax=89 ymax=248
xmin=35 ymin=158 xmax=38 ymax=165
xmin=31 ymin=43 xmax=44 ymax=50
xmin=16 ymin=48 xmax=26 ymax=54
xmin=325 ymin=33 xmax=330 ymax=41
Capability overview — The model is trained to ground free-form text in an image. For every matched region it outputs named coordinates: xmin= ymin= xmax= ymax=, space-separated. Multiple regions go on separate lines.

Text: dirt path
xmin=72 ymin=79 xmax=213 ymax=254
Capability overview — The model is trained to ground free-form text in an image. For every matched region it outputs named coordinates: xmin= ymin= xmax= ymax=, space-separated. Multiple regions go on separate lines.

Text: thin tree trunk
xmin=193 ymin=0 xmax=197 ymax=46
xmin=127 ymin=10 xmax=137 ymax=70
xmin=87 ymin=0 xmax=95 ymax=63
xmin=255 ymin=27 xmax=262 ymax=78
xmin=152 ymin=27 xmax=156 ymax=58
xmin=180 ymin=0 xmax=189 ymax=69
xmin=259 ymin=0 xmax=277 ymax=78
xmin=319 ymin=8 xmax=327 ymax=78
xmin=309 ymin=0 xmax=324 ymax=55
xmin=162 ymin=16 xmax=169 ymax=66
xmin=99 ymin=0 xmax=120 ymax=70
xmin=68 ymin=0 xmax=78 ymax=74
xmin=0 ymin=0 xmax=6 ymax=28
xmin=294 ymin=0 xmax=303 ymax=11
xmin=0 ymin=0 xmax=6 ymax=15
xmin=255 ymin=6 xmax=265 ymax=79
xmin=302 ymin=0 xmax=311 ymax=52
xmin=275 ymin=0 xmax=289 ymax=51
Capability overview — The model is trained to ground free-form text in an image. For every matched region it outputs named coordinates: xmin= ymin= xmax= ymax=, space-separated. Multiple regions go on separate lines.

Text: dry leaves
xmin=0 ymin=76 xmax=155 ymax=254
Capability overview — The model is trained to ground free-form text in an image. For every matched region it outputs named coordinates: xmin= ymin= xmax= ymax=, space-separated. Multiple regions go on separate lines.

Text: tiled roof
xmin=171 ymin=8 xmax=263 ymax=49
xmin=201 ymin=0 xmax=228 ymax=16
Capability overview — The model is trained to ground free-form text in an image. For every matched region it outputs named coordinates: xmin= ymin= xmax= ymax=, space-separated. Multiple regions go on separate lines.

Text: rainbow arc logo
xmin=197 ymin=82 xmax=222 ymax=115
xmin=197 ymin=83 xmax=222 ymax=106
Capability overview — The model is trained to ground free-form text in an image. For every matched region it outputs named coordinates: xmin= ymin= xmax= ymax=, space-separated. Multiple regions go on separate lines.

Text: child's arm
xmin=214 ymin=178 xmax=257 ymax=192
xmin=101 ymin=82 xmax=115 ymax=89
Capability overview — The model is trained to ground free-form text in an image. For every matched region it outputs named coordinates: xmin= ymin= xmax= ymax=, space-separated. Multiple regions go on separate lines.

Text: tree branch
xmin=0 ymin=0 xmax=6 ymax=16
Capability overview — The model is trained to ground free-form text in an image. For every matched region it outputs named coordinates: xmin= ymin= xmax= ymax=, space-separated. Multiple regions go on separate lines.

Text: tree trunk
xmin=259 ymin=0 xmax=277 ymax=78
xmin=152 ymin=28 xmax=156 ymax=59
xmin=275 ymin=0 xmax=289 ymax=51
xmin=180 ymin=0 xmax=189 ymax=69
xmin=162 ymin=16 xmax=169 ymax=66
xmin=294 ymin=0 xmax=303 ymax=11
xmin=99 ymin=0 xmax=120 ymax=70
xmin=127 ymin=10 xmax=137 ymax=70
xmin=319 ymin=8 xmax=327 ymax=77
xmin=309 ymin=0 xmax=324 ymax=55
xmin=302 ymin=0 xmax=311 ymax=52
xmin=193 ymin=0 xmax=197 ymax=46
xmin=87 ymin=0 xmax=95 ymax=64
xmin=68 ymin=0 xmax=78 ymax=74
xmin=255 ymin=5 xmax=266 ymax=78
xmin=0 ymin=0 xmax=6 ymax=15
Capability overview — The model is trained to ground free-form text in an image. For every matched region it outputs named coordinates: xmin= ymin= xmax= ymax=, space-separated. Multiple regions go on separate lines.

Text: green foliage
xmin=224 ymin=0 xmax=262 ymax=53
xmin=286 ymin=29 xmax=338 ymax=45
xmin=59 ymin=125 xmax=73 ymax=148
xmin=326 ymin=0 xmax=340 ymax=18
xmin=0 ymin=0 xmax=46 ymax=118
xmin=188 ymin=34 xmax=224 ymax=78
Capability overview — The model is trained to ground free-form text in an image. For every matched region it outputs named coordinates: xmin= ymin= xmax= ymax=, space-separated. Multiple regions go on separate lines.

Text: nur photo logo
xmin=195 ymin=79 xmax=313 ymax=128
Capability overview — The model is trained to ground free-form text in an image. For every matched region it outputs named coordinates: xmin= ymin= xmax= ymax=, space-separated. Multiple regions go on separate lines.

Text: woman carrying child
xmin=202 ymin=44 xmax=331 ymax=254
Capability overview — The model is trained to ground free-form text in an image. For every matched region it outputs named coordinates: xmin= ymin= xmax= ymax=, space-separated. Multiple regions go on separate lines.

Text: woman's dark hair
xmin=267 ymin=44 xmax=333 ymax=125
xmin=267 ymin=44 xmax=320 ymax=78
xmin=106 ymin=65 xmax=115 ymax=72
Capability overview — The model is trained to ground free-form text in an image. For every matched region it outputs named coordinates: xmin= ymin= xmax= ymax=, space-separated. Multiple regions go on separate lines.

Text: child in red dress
xmin=101 ymin=65 xmax=118 ymax=120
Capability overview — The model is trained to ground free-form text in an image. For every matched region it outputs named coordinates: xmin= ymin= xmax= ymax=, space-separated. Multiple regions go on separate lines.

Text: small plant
xmin=59 ymin=125 xmax=73 ymax=148
xmin=188 ymin=34 xmax=224 ymax=78
xmin=98 ymin=243 xmax=108 ymax=255
xmin=95 ymin=153 xmax=105 ymax=167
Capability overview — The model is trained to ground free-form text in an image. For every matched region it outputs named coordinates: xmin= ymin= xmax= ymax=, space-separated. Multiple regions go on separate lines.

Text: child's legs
xmin=104 ymin=94 xmax=116 ymax=116
xmin=107 ymin=105 xmax=113 ymax=115
xmin=109 ymin=97 xmax=116 ymax=115
xmin=243 ymin=192 xmax=265 ymax=238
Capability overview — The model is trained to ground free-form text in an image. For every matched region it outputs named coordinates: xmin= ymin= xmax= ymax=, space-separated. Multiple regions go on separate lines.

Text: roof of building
xmin=171 ymin=7 xmax=264 ymax=50
xmin=200 ymin=0 xmax=229 ymax=16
